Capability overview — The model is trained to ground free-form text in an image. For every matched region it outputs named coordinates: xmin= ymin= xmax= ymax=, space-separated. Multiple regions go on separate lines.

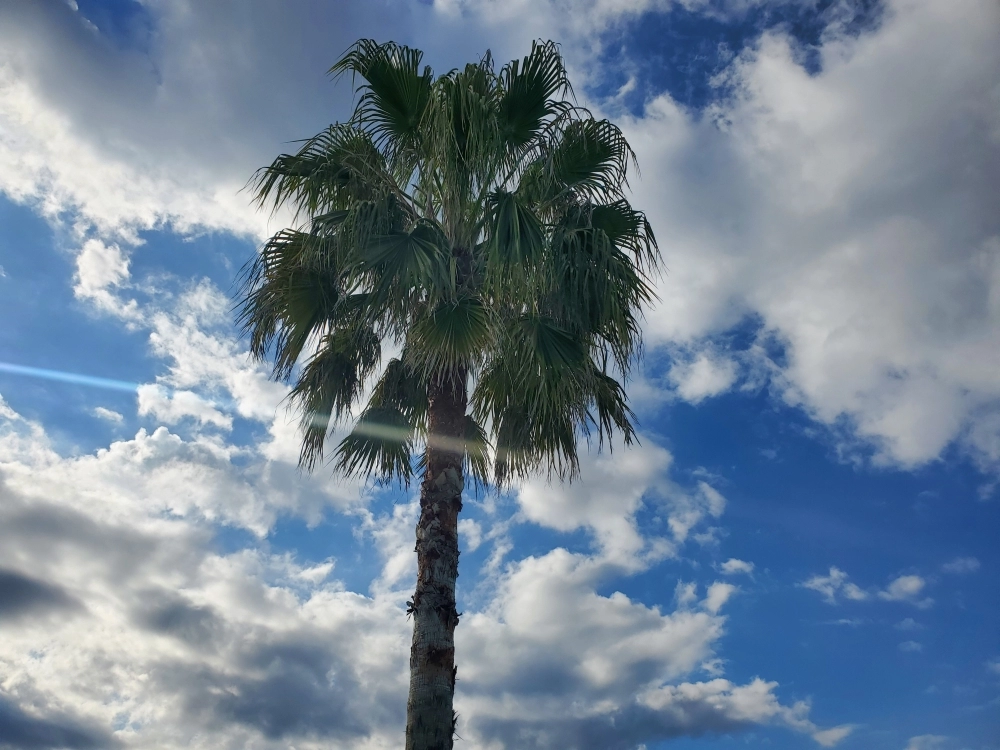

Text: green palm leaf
xmin=334 ymin=405 xmax=415 ymax=484
xmin=406 ymin=295 xmax=492 ymax=379
xmin=291 ymin=325 xmax=381 ymax=470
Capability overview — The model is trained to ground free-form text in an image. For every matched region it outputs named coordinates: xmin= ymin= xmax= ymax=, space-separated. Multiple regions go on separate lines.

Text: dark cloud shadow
xmin=0 ymin=696 xmax=117 ymax=750
xmin=0 ymin=569 xmax=82 ymax=622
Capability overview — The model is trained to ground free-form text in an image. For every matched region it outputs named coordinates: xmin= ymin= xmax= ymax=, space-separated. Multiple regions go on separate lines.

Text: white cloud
xmin=621 ymin=0 xmax=1000 ymax=472
xmin=459 ymin=518 xmax=483 ymax=552
xmin=92 ymin=406 xmax=123 ymax=423
xmin=702 ymin=582 xmax=737 ymax=614
xmin=899 ymin=640 xmax=923 ymax=653
xmin=137 ymin=383 xmax=232 ymax=430
xmin=879 ymin=575 xmax=932 ymax=608
xmin=0 ymin=402 xmax=411 ymax=750
xmin=456 ymin=549 xmax=838 ymax=748
xmin=0 ymin=395 xmax=839 ymax=749
xmin=905 ymin=734 xmax=948 ymax=750
xmin=637 ymin=679 xmax=853 ymax=748
xmin=841 ymin=582 xmax=868 ymax=601
xmin=895 ymin=617 xmax=922 ymax=632
xmin=720 ymin=558 xmax=754 ymax=575
xmin=668 ymin=350 xmax=739 ymax=403
xmin=801 ymin=566 xmax=869 ymax=604
xmin=515 ymin=437 xmax=678 ymax=568
xmin=986 ymin=659 xmax=1000 ymax=676
xmin=812 ymin=725 xmax=856 ymax=747
xmin=941 ymin=556 xmax=980 ymax=574
xmin=72 ymin=238 xmax=138 ymax=318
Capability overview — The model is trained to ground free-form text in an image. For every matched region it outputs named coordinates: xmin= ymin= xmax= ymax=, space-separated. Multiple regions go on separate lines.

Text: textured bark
xmin=405 ymin=374 xmax=467 ymax=750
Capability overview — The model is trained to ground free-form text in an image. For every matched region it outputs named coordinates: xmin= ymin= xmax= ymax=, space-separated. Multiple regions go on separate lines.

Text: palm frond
xmin=481 ymin=189 xmax=545 ymax=290
xmin=358 ymin=219 xmax=454 ymax=318
xmin=544 ymin=119 xmax=636 ymax=204
xmin=588 ymin=364 xmax=637 ymax=449
xmin=463 ymin=415 xmax=492 ymax=487
xmin=249 ymin=125 xmax=392 ymax=218
xmin=590 ymin=200 xmax=659 ymax=272
xmin=368 ymin=356 xmax=429 ymax=431
xmin=333 ymin=404 xmax=415 ymax=484
xmin=497 ymin=40 xmax=572 ymax=149
xmin=292 ymin=326 xmax=382 ymax=470
xmin=330 ymin=40 xmax=434 ymax=172
xmin=235 ymin=229 xmax=340 ymax=378
xmin=406 ymin=295 xmax=492 ymax=380
xmin=472 ymin=315 xmax=592 ymax=483
xmin=545 ymin=206 xmax=656 ymax=374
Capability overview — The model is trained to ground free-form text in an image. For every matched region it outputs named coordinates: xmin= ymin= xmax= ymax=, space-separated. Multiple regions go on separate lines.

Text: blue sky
xmin=0 ymin=1 xmax=997 ymax=749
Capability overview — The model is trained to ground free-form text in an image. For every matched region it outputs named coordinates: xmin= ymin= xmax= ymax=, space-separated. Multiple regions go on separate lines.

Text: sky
xmin=0 ymin=1 xmax=997 ymax=749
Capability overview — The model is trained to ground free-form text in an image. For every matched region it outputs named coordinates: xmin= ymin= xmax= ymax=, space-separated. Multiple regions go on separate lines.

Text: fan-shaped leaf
xmin=334 ymin=405 xmax=415 ymax=484
xmin=293 ymin=326 xmax=382 ymax=470
xmin=407 ymin=295 xmax=492 ymax=378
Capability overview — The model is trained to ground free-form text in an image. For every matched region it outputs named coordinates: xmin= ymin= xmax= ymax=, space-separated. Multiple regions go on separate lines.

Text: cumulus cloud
xmin=719 ymin=558 xmax=754 ymax=575
xmin=72 ymin=239 xmax=138 ymax=319
xmin=457 ymin=549 xmax=841 ymax=748
xmin=0 ymin=413 xmax=411 ymax=749
xmin=137 ymin=384 xmax=232 ymax=430
xmin=92 ymin=406 xmax=124 ymax=423
xmin=801 ymin=567 xmax=869 ymax=604
xmin=0 ymin=395 xmax=841 ymax=749
xmin=619 ymin=0 xmax=1000 ymax=472
xmin=702 ymin=582 xmax=737 ymax=614
xmin=878 ymin=575 xmax=932 ymax=608
xmin=667 ymin=350 xmax=739 ymax=404
xmin=515 ymin=437 xmax=676 ymax=568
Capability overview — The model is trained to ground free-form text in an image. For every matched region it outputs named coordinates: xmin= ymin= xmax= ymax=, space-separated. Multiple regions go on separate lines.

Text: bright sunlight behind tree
xmin=236 ymin=39 xmax=660 ymax=750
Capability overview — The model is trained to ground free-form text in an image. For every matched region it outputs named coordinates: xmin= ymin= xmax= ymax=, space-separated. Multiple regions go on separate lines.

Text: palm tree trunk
xmin=405 ymin=374 xmax=467 ymax=750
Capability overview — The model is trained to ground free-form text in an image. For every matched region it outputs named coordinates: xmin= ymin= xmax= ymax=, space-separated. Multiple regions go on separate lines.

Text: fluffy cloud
xmin=803 ymin=569 xmax=936 ymax=609
xmin=137 ymin=384 xmax=232 ymax=430
xmin=620 ymin=0 xmax=1000 ymax=472
xmin=0 ymin=394 xmax=843 ymax=749
xmin=801 ymin=567 xmax=869 ymax=604
xmin=514 ymin=438 xmax=731 ymax=569
xmin=878 ymin=575 xmax=932 ymax=608
xmin=720 ymin=558 xmax=754 ymax=575
xmin=456 ymin=549 xmax=842 ymax=749
xmin=92 ymin=406 xmax=124 ymax=423
xmin=668 ymin=350 xmax=739 ymax=404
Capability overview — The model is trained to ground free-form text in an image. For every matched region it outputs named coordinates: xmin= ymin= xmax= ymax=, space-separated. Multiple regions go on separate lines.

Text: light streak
xmin=0 ymin=362 xmax=140 ymax=393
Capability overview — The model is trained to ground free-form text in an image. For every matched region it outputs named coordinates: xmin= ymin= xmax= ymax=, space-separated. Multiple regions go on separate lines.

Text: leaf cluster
xmin=236 ymin=39 xmax=660 ymax=487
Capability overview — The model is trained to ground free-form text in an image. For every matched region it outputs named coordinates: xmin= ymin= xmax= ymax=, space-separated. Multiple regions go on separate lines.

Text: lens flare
xmin=0 ymin=362 xmax=140 ymax=393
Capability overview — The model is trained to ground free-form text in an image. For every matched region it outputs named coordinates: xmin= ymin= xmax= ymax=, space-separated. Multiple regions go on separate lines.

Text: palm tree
xmin=236 ymin=39 xmax=658 ymax=750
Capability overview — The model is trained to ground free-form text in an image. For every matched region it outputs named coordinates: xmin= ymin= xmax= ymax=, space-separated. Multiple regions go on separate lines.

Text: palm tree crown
xmin=238 ymin=39 xmax=658 ymax=486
